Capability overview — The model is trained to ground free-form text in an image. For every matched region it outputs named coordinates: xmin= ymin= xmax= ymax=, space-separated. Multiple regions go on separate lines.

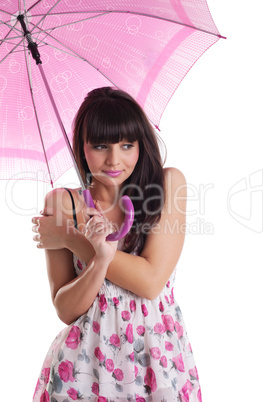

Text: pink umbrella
xmin=0 ymin=0 xmax=225 ymax=239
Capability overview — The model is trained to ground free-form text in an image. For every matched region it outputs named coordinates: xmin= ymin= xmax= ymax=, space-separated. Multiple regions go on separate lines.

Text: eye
xmin=122 ymin=143 xmax=134 ymax=150
xmin=93 ymin=144 xmax=107 ymax=150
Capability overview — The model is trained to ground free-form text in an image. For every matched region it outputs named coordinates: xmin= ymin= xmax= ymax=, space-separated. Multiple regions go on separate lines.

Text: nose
xmin=106 ymin=145 xmax=120 ymax=167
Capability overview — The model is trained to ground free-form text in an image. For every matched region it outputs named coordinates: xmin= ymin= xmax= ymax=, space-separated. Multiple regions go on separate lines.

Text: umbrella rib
xmin=109 ymin=10 xmax=224 ymax=38
xmin=23 ymin=39 xmax=54 ymax=187
xmin=0 ymin=35 xmax=23 ymax=41
xmin=28 ymin=10 xmax=225 ymax=38
xmin=0 ymin=8 xmax=13 ymax=17
xmin=0 ymin=47 xmax=25 ymax=54
xmin=27 ymin=0 xmax=43 ymax=13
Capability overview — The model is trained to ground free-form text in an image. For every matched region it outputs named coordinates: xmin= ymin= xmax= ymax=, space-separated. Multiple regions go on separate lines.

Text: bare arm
xmin=48 ymin=250 xmax=109 ymax=325
xmin=40 ymin=189 xmax=117 ymax=325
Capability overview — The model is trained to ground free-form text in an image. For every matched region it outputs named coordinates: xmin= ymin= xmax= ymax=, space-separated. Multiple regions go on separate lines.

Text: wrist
xmin=63 ymin=226 xmax=79 ymax=249
xmin=93 ymin=252 xmax=113 ymax=269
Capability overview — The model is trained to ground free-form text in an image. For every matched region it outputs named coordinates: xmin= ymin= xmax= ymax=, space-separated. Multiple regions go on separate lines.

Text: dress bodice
xmin=72 ymin=237 xmax=176 ymax=302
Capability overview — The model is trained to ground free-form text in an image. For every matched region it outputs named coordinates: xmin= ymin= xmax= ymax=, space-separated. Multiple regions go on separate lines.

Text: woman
xmin=32 ymin=87 xmax=201 ymax=401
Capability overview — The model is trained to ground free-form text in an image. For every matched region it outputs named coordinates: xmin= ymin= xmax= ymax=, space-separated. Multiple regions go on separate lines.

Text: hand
xmin=32 ymin=208 xmax=75 ymax=249
xmin=83 ymin=201 xmax=118 ymax=264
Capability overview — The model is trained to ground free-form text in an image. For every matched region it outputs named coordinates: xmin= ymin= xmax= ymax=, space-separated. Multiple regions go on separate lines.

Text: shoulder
xmin=163 ymin=167 xmax=186 ymax=191
xmin=44 ymin=187 xmax=80 ymax=216
xmin=162 ymin=167 xmax=187 ymax=213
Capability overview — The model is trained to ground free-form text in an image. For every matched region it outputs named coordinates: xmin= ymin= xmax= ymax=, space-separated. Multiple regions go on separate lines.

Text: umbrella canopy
xmin=0 ymin=0 xmax=224 ymax=185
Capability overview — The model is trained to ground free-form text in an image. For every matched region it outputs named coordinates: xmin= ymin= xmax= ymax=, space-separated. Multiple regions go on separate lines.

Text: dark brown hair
xmin=73 ymin=87 xmax=166 ymax=254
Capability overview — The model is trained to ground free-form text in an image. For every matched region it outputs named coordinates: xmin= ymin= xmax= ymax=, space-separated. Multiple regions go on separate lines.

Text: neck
xmin=89 ymin=180 xmax=123 ymax=206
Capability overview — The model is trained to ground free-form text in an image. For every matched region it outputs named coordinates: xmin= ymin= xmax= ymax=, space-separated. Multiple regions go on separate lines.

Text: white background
xmin=0 ymin=1 xmax=267 ymax=401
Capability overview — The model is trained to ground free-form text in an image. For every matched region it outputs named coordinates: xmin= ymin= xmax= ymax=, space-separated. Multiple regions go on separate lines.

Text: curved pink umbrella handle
xmin=82 ymin=189 xmax=134 ymax=241
xmin=83 ymin=188 xmax=96 ymax=209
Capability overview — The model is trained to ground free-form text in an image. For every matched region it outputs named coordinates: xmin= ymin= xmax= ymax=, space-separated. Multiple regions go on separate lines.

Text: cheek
xmin=129 ymin=147 xmax=139 ymax=166
xmin=126 ymin=154 xmax=139 ymax=169
xmin=84 ymin=148 xmax=98 ymax=164
xmin=84 ymin=154 xmax=97 ymax=172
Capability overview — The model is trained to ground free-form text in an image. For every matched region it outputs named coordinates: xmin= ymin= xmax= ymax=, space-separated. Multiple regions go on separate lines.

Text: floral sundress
xmin=33 ymin=238 xmax=202 ymax=401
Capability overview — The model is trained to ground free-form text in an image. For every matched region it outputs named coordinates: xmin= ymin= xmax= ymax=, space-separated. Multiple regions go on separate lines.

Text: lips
xmin=103 ymin=170 xmax=122 ymax=177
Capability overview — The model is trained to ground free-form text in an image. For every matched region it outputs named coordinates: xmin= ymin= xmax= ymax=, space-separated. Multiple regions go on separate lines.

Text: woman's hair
xmin=73 ymin=87 xmax=166 ymax=254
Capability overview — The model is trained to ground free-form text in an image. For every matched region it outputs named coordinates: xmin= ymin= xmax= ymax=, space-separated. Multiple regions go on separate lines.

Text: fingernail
xmin=40 ymin=210 xmax=44 ymax=214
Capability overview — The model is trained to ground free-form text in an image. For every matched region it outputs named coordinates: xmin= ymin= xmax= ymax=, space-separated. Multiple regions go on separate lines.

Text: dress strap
xmin=64 ymin=188 xmax=78 ymax=229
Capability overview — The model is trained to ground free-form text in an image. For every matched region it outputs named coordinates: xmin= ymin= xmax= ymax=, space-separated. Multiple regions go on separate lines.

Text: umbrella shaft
xmin=38 ymin=64 xmax=86 ymax=191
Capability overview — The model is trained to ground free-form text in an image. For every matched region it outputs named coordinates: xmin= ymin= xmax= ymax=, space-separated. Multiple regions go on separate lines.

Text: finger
xmin=95 ymin=222 xmax=116 ymax=236
xmin=95 ymin=222 xmax=106 ymax=233
xmin=85 ymin=223 xmax=105 ymax=238
xmin=95 ymin=200 xmax=105 ymax=214
xmin=95 ymin=202 xmax=112 ymax=224
xmin=33 ymin=234 xmax=41 ymax=242
xmin=83 ymin=217 xmax=98 ymax=236
xmin=85 ymin=215 xmax=104 ymax=229
xmin=84 ymin=207 xmax=102 ymax=215
xmin=37 ymin=241 xmax=44 ymax=249
xmin=83 ymin=207 xmax=103 ymax=220
xmin=32 ymin=217 xmax=40 ymax=225
xmin=40 ymin=206 xmax=54 ymax=216
xmin=106 ymin=223 xmax=117 ymax=236
xmin=32 ymin=225 xmax=39 ymax=233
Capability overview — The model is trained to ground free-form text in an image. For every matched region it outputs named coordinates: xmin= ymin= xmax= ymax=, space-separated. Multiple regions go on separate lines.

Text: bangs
xmin=83 ymin=98 xmax=143 ymax=145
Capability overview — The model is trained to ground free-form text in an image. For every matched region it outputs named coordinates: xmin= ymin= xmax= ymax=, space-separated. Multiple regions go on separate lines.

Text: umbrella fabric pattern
xmin=0 ymin=0 xmax=224 ymax=185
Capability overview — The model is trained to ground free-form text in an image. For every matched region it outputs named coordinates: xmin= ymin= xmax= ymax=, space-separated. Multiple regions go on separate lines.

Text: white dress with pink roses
xmin=33 ymin=238 xmax=202 ymax=402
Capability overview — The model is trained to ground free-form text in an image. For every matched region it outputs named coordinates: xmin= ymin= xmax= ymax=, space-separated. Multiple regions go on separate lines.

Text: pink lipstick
xmin=103 ymin=170 xmax=122 ymax=177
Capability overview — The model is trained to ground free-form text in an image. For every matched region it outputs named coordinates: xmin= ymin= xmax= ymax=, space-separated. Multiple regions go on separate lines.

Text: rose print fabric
xmin=33 ymin=239 xmax=202 ymax=401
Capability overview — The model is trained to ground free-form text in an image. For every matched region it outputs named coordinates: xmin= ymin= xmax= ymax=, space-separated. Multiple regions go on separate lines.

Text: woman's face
xmin=83 ymin=139 xmax=139 ymax=189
